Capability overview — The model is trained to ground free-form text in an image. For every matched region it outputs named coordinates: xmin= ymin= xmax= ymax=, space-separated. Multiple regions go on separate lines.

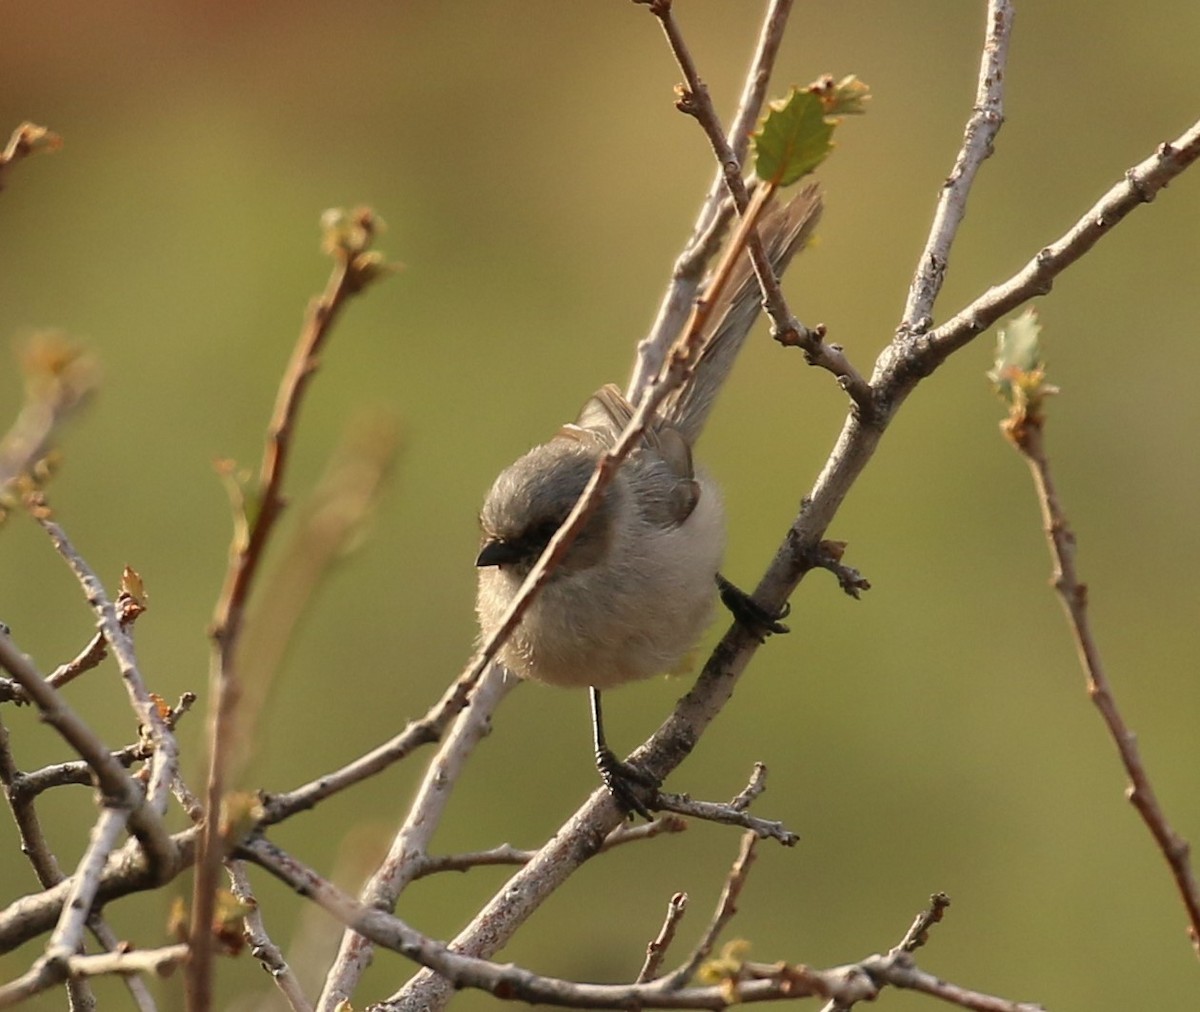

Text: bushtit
xmin=476 ymin=187 xmax=822 ymax=814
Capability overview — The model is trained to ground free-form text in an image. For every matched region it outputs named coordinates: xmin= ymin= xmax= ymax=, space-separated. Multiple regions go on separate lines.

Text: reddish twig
xmin=1003 ymin=412 xmax=1200 ymax=957
xmin=191 ymin=207 xmax=389 ymax=1009
xmin=636 ymin=0 xmax=871 ymax=411
xmin=630 ymin=0 xmax=794 ymax=397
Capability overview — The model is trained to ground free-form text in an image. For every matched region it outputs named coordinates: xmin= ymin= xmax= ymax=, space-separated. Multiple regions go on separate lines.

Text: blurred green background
xmin=2 ymin=1 xmax=1199 ymax=1009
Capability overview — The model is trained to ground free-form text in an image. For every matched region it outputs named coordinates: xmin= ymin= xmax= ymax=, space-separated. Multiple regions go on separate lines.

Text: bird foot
xmin=595 ymin=746 xmax=661 ymax=821
xmin=716 ymin=573 xmax=790 ymax=638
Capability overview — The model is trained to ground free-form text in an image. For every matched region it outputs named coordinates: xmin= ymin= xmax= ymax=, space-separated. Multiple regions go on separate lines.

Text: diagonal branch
xmin=897 ymin=115 xmax=1200 ymax=383
xmin=629 ymin=0 xmax=794 ymax=398
xmin=901 ymin=0 xmax=1012 ymax=333
xmin=638 ymin=0 xmax=870 ymax=409
xmin=1003 ymin=408 xmax=1200 ymax=956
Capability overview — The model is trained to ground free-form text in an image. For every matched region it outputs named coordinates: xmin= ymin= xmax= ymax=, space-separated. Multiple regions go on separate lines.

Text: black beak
xmin=476 ymin=538 xmax=526 ymax=568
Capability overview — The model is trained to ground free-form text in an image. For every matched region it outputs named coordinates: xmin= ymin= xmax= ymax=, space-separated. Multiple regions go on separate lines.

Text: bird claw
xmin=716 ymin=574 xmax=790 ymax=638
xmin=595 ymin=747 xmax=660 ymax=821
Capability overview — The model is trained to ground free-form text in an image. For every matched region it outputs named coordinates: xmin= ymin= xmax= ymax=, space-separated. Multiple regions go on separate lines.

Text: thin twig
xmin=907 ymin=115 xmax=1200 ymax=380
xmin=10 ymin=692 xmax=193 ymax=801
xmin=900 ymin=0 xmax=1012 ymax=334
xmin=629 ymin=0 xmax=794 ymax=397
xmin=728 ymin=762 xmax=767 ymax=812
xmin=42 ymin=591 xmax=146 ymax=694
xmin=0 ymin=827 xmax=198 ymax=952
xmin=637 ymin=0 xmax=871 ymax=411
xmin=819 ymin=891 xmax=951 ymax=1012
xmin=0 ymin=628 xmax=175 ymax=882
xmin=228 ymin=862 xmax=314 ymax=1012
xmin=894 ymin=891 xmax=952 ymax=954
xmin=411 ymin=816 xmax=688 ymax=879
xmin=637 ymin=892 xmax=688 ymax=984
xmin=86 ymin=917 xmax=159 ymax=1012
xmin=668 ymin=831 xmax=758 ymax=989
xmin=1004 ymin=409 xmax=1200 ymax=956
xmin=192 ymin=207 xmax=388 ymax=1008
xmin=0 ymin=711 xmax=65 ymax=885
xmin=27 ymin=500 xmax=179 ymax=853
xmin=654 ymin=792 xmax=796 ymax=846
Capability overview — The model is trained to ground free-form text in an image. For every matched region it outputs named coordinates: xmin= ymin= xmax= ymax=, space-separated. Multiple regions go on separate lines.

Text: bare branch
xmin=67 ymin=943 xmax=189 ymax=981
xmin=667 ymin=831 xmax=758 ymax=988
xmin=901 ymin=0 xmax=1012 ymax=332
xmin=637 ymin=892 xmax=688 ymax=984
xmin=257 ymin=667 xmax=492 ymax=824
xmin=0 ymin=828 xmax=198 ymax=952
xmin=655 ymin=791 xmax=797 ymax=846
xmin=228 ymin=863 xmax=314 ymax=1012
xmin=0 ymin=623 xmax=174 ymax=882
xmin=900 ymin=115 xmax=1200 ymax=380
xmin=413 ymin=816 xmax=687 ymax=879
xmin=246 ymin=833 xmax=1042 ymax=1011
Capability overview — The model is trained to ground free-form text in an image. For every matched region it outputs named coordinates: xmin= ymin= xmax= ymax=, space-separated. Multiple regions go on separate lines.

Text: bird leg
xmin=590 ymin=686 xmax=659 ymax=820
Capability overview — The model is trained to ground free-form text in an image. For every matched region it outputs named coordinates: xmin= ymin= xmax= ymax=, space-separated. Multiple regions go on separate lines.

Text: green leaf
xmin=753 ymin=88 xmax=835 ymax=187
xmin=989 ymin=308 xmax=1058 ymax=419
xmin=989 ymin=308 xmax=1043 ymax=403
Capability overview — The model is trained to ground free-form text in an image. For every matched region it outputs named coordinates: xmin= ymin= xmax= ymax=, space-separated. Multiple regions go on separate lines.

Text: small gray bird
xmin=476 ymin=186 xmax=822 ymax=814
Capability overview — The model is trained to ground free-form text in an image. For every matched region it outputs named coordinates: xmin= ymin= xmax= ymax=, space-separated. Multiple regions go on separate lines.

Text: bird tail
xmin=662 ymin=184 xmax=823 ymax=446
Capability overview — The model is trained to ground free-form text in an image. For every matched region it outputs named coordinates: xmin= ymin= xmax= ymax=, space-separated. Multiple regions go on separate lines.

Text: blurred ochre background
xmin=2 ymin=2 xmax=1199 ymax=1009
